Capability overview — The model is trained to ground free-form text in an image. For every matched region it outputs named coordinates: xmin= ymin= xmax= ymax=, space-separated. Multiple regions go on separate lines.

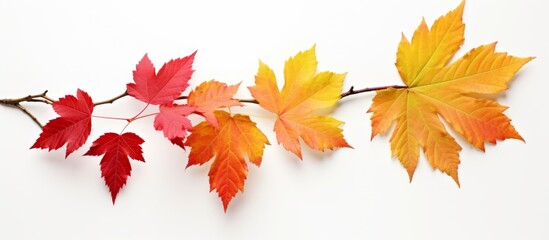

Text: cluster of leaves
xmin=9 ymin=1 xmax=531 ymax=212
xmin=29 ymin=43 xmax=351 ymax=210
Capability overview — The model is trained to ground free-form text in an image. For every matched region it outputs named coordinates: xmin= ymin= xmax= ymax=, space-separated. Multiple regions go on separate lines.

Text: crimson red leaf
xmin=154 ymin=103 xmax=194 ymax=147
xmin=127 ymin=52 xmax=196 ymax=105
xmin=84 ymin=132 xmax=145 ymax=203
xmin=31 ymin=89 xmax=94 ymax=157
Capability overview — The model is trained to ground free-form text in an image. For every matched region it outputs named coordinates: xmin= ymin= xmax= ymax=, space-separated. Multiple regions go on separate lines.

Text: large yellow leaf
xmin=368 ymin=1 xmax=533 ymax=185
xmin=249 ymin=46 xmax=351 ymax=159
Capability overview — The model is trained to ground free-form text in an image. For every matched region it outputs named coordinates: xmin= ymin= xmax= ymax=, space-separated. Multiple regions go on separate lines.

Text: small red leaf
xmin=126 ymin=52 xmax=196 ymax=105
xmin=84 ymin=132 xmax=145 ymax=203
xmin=31 ymin=89 xmax=94 ymax=157
xmin=154 ymin=103 xmax=194 ymax=146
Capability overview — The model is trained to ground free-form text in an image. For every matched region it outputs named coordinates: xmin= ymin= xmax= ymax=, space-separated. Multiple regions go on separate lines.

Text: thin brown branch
xmin=340 ymin=85 xmax=407 ymax=99
xmin=0 ymin=90 xmax=55 ymax=129
xmin=91 ymin=85 xmax=408 ymax=106
xmin=1 ymin=84 xmax=406 ymax=130
xmin=0 ymin=90 xmax=54 ymax=105
xmin=94 ymin=91 xmax=129 ymax=106
xmin=27 ymin=99 xmax=53 ymax=104
xmin=41 ymin=94 xmax=55 ymax=103
xmin=14 ymin=104 xmax=43 ymax=129
xmin=238 ymin=98 xmax=259 ymax=104
xmin=231 ymin=85 xmax=407 ymax=104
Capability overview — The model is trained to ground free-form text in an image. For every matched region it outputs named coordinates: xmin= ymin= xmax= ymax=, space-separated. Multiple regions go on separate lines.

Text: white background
xmin=0 ymin=0 xmax=547 ymax=239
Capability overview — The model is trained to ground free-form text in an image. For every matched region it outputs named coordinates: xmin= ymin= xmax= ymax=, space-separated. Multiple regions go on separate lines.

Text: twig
xmin=1 ymin=84 xmax=408 ymax=130
xmin=94 ymin=91 xmax=129 ymax=106
xmin=0 ymin=90 xmax=55 ymax=129
xmin=238 ymin=99 xmax=259 ymax=104
xmin=230 ymin=85 xmax=407 ymax=104
xmin=0 ymin=90 xmax=54 ymax=105
xmin=14 ymin=104 xmax=44 ymax=129
xmin=340 ymin=85 xmax=407 ymax=98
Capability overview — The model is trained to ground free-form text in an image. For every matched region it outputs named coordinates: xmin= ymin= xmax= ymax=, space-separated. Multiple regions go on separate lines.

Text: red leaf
xmin=154 ymin=103 xmax=194 ymax=147
xmin=31 ymin=89 xmax=94 ymax=157
xmin=84 ymin=132 xmax=145 ymax=203
xmin=127 ymin=52 xmax=196 ymax=105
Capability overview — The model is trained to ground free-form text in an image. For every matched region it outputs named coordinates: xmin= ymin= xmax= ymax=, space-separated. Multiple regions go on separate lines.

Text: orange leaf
xmin=185 ymin=111 xmax=269 ymax=211
xmin=187 ymin=80 xmax=243 ymax=128
xmin=249 ymin=46 xmax=352 ymax=159
xmin=368 ymin=1 xmax=533 ymax=185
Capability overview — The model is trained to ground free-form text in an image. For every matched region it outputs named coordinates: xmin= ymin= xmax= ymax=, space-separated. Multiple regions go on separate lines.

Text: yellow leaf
xmin=368 ymin=1 xmax=533 ymax=184
xmin=249 ymin=46 xmax=351 ymax=159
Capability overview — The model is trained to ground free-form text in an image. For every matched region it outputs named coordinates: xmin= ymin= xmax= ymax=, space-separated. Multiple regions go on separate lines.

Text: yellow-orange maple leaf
xmin=185 ymin=110 xmax=269 ymax=211
xmin=248 ymin=46 xmax=352 ymax=159
xmin=368 ymin=1 xmax=533 ymax=185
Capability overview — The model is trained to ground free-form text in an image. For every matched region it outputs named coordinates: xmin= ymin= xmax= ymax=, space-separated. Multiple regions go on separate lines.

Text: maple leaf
xmin=31 ymin=89 xmax=94 ymax=157
xmin=248 ymin=46 xmax=351 ymax=159
xmin=84 ymin=132 xmax=145 ymax=203
xmin=187 ymin=80 xmax=243 ymax=128
xmin=185 ymin=110 xmax=269 ymax=211
xmin=368 ymin=1 xmax=533 ymax=185
xmin=154 ymin=103 xmax=195 ymax=148
xmin=127 ymin=51 xmax=196 ymax=105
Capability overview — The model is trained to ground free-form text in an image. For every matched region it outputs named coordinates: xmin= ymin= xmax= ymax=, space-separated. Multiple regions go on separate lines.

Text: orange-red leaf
xmin=187 ymin=80 xmax=243 ymax=128
xmin=185 ymin=111 xmax=269 ymax=211
xmin=368 ymin=1 xmax=533 ymax=184
xmin=249 ymin=46 xmax=351 ymax=159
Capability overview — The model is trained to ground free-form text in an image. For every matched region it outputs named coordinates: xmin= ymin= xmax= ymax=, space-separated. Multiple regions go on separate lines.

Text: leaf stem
xmin=92 ymin=115 xmax=129 ymax=121
xmin=133 ymin=112 xmax=158 ymax=121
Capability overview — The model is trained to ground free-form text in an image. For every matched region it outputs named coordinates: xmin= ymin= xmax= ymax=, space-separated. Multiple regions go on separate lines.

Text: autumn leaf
xmin=127 ymin=52 xmax=196 ymax=105
xmin=368 ymin=1 xmax=533 ymax=185
xmin=31 ymin=89 xmax=94 ymax=157
xmin=248 ymin=46 xmax=352 ymax=159
xmin=187 ymin=80 xmax=243 ymax=128
xmin=154 ymin=103 xmax=195 ymax=148
xmin=185 ymin=110 xmax=269 ymax=211
xmin=84 ymin=132 xmax=145 ymax=203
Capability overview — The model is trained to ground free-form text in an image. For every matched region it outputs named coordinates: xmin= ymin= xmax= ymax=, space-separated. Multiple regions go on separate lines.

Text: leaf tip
xmin=515 ymin=133 xmax=525 ymax=143
xmin=111 ymin=191 xmax=118 ymax=205
xmin=407 ymin=169 xmax=415 ymax=183
xmin=452 ymin=174 xmax=461 ymax=188
xmin=458 ymin=0 xmax=466 ymax=10
xmin=188 ymin=50 xmax=198 ymax=60
xmin=139 ymin=53 xmax=151 ymax=64
xmin=223 ymin=201 xmax=230 ymax=213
